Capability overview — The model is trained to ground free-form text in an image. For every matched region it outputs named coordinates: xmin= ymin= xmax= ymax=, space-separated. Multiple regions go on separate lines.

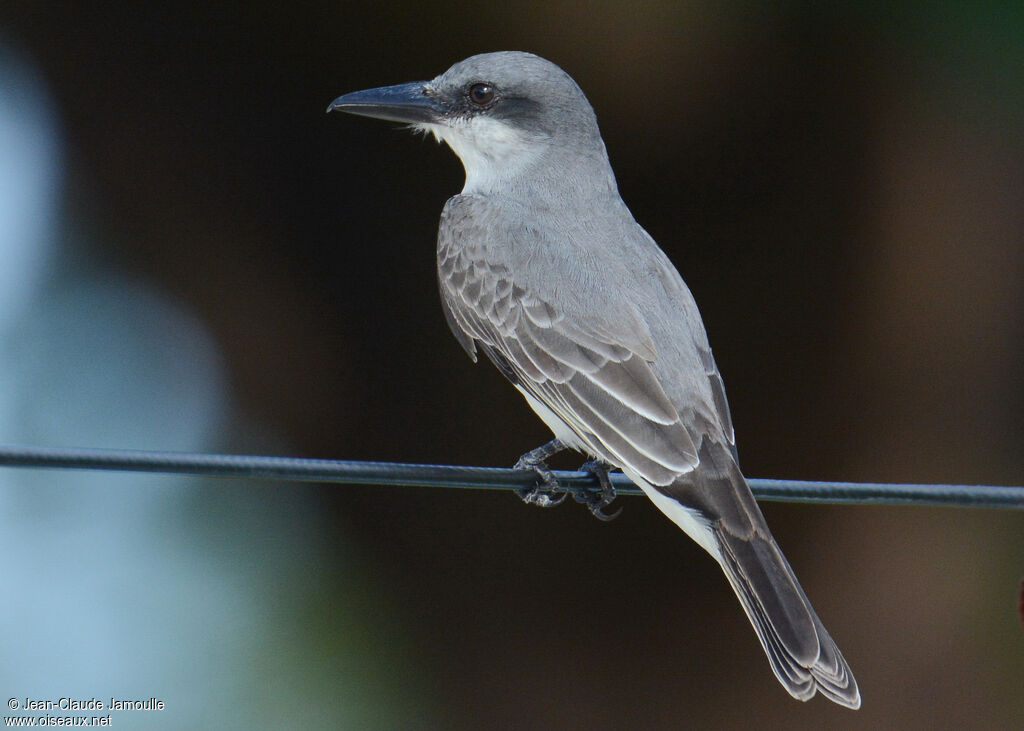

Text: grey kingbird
xmin=328 ymin=51 xmax=860 ymax=709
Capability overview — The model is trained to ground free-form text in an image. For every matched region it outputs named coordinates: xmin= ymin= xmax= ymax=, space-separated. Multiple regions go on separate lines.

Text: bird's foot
xmin=575 ymin=460 xmax=622 ymax=521
xmin=514 ymin=439 xmax=567 ymax=508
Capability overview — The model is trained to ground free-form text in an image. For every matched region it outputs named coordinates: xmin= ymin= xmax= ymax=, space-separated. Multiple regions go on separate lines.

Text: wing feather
xmin=438 ymin=198 xmax=700 ymax=483
xmin=564 ymin=373 xmax=697 ymax=474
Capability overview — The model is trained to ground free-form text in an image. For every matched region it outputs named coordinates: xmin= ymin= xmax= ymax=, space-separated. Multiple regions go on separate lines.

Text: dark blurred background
xmin=0 ymin=2 xmax=1021 ymax=729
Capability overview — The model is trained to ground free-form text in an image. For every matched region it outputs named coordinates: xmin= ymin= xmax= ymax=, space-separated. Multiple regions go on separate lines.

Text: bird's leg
xmin=514 ymin=438 xmax=568 ymax=508
xmin=576 ymin=460 xmax=623 ymax=521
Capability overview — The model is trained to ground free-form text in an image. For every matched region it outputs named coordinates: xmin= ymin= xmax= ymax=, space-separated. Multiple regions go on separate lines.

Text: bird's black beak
xmin=327 ymin=81 xmax=443 ymax=124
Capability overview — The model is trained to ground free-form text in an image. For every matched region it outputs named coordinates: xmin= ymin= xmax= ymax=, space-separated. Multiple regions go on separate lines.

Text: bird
xmin=328 ymin=51 xmax=860 ymax=709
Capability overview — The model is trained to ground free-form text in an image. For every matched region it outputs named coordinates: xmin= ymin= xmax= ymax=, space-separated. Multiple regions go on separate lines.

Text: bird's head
xmin=328 ymin=51 xmax=611 ymax=195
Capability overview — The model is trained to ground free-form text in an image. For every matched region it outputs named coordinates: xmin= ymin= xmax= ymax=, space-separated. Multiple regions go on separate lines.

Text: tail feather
xmin=716 ymin=524 xmax=860 ymax=708
xmin=649 ymin=439 xmax=861 ymax=709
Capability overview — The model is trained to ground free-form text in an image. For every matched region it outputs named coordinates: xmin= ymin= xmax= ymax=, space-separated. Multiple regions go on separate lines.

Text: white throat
xmin=414 ymin=117 xmax=545 ymax=195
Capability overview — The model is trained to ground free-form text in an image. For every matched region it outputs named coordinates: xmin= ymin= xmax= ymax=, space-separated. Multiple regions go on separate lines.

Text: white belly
xmin=516 ymin=387 xmax=590 ymax=453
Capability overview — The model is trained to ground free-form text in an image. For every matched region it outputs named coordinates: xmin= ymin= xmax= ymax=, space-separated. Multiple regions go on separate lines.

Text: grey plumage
xmin=329 ymin=51 xmax=860 ymax=708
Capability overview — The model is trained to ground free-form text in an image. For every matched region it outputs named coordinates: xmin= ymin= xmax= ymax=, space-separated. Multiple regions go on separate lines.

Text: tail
xmin=634 ymin=440 xmax=861 ymax=709
xmin=714 ymin=502 xmax=861 ymax=707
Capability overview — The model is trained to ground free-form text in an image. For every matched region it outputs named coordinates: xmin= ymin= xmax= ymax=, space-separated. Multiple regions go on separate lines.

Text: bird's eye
xmin=469 ymin=83 xmax=495 ymax=105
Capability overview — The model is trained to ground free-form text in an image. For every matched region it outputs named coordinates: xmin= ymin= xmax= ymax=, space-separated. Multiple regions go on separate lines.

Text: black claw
xmin=517 ymin=484 xmax=568 ymax=508
xmin=578 ymin=459 xmax=622 ymax=521
xmin=514 ymin=439 xmax=568 ymax=509
xmin=512 ymin=442 xmax=622 ymax=519
xmin=590 ymin=503 xmax=623 ymax=522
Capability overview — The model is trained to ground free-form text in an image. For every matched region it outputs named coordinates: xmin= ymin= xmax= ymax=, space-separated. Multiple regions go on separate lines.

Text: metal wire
xmin=0 ymin=444 xmax=1021 ymax=509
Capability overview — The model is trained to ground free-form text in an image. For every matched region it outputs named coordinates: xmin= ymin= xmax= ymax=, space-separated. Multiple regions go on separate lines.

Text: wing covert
xmin=437 ymin=195 xmax=699 ymax=485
